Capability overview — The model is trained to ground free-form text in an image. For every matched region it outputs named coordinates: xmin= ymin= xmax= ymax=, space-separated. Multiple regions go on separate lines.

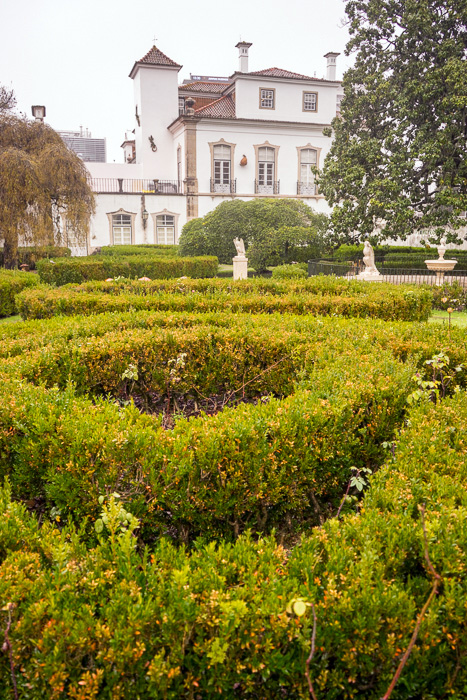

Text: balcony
xmin=297 ymin=182 xmax=317 ymax=196
xmin=91 ymin=178 xmax=182 ymax=195
xmin=210 ymin=179 xmax=237 ymax=194
xmin=254 ymin=180 xmax=280 ymax=195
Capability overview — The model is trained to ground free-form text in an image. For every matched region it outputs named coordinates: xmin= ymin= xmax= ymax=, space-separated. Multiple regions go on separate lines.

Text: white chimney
xmin=236 ymin=41 xmax=252 ymax=73
xmin=31 ymin=105 xmax=46 ymax=122
xmin=324 ymin=52 xmax=340 ymax=81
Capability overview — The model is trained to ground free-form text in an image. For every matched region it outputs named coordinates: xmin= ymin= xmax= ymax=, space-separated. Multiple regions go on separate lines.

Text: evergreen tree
xmin=319 ymin=0 xmax=467 ymax=244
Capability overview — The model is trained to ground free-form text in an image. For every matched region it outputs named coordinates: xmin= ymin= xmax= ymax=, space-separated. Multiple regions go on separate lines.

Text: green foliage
xmin=431 ymin=282 xmax=467 ymax=311
xmin=3 ymin=391 xmax=467 ymax=696
xmin=177 ymin=218 xmax=208 ymax=257
xmin=271 ymin=264 xmax=307 ymax=280
xmin=178 ymin=199 xmax=327 ymax=263
xmin=36 ymin=255 xmax=218 ymax=285
xmin=247 ymin=222 xmax=328 ymax=271
xmin=16 ymin=276 xmax=433 ymax=322
xmin=0 ymin=318 xmax=415 ymax=540
xmin=319 ymin=0 xmax=467 ymax=245
xmin=0 ymin=269 xmax=40 ymax=317
xmin=98 ymin=244 xmax=179 ymax=257
xmin=0 ymin=245 xmax=70 ymax=269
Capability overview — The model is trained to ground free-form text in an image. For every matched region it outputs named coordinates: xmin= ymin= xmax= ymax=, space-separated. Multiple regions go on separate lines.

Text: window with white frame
xmin=178 ymin=97 xmax=185 ymax=116
xmin=299 ymin=148 xmax=317 ymax=194
xmin=213 ymin=144 xmax=231 ymax=186
xmin=259 ymin=88 xmax=275 ymax=109
xmin=156 ymin=214 xmax=175 ymax=245
xmin=303 ymin=92 xmax=318 ymax=112
xmin=258 ymin=146 xmax=275 ymax=188
xmin=112 ymin=213 xmax=132 ymax=245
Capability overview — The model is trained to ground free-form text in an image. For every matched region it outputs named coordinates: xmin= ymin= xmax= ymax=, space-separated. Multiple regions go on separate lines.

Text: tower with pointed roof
xmin=129 ymin=45 xmax=182 ymax=178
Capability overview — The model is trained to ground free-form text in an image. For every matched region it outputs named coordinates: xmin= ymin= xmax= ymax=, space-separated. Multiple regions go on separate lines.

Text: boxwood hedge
xmin=1 ymin=392 xmax=467 ymax=697
xmin=0 ymin=270 xmax=41 ymax=317
xmin=16 ymin=276 xmax=432 ymax=321
xmin=36 ymin=255 xmax=218 ymax=286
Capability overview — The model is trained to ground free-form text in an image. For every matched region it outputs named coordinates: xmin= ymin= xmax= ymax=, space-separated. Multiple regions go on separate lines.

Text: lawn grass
xmin=429 ymin=310 xmax=467 ymax=327
xmin=0 ymin=315 xmax=22 ymax=325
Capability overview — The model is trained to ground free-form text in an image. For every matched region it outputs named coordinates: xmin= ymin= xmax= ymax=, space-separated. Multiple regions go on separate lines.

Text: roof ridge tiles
xmin=138 ymin=45 xmax=182 ymax=68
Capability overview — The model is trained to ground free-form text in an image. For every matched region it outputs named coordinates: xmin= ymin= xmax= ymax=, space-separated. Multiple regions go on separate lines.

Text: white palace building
xmin=85 ymin=42 xmax=343 ymax=250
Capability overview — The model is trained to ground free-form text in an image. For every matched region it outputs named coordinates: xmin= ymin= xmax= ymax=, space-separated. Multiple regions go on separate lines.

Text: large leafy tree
xmin=178 ymin=199 xmax=327 ymax=264
xmin=0 ymin=93 xmax=95 ymax=268
xmin=319 ymin=0 xmax=467 ymax=244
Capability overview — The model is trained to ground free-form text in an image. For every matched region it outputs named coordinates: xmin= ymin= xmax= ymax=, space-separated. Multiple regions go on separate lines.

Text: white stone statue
xmin=362 ymin=240 xmax=377 ymax=273
xmin=233 ymin=237 xmax=246 ymax=258
xmin=358 ymin=240 xmax=382 ymax=281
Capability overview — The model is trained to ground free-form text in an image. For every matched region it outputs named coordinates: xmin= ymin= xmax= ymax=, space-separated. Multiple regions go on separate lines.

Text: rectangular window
xmin=303 ymin=92 xmax=318 ymax=112
xmin=257 ymin=146 xmax=276 ymax=193
xmin=299 ymin=148 xmax=317 ymax=195
xmin=212 ymin=144 xmax=232 ymax=192
xmin=156 ymin=214 xmax=175 ymax=245
xmin=178 ymin=97 xmax=185 ymax=116
xmin=112 ymin=213 xmax=132 ymax=245
xmin=259 ymin=88 xmax=275 ymax=109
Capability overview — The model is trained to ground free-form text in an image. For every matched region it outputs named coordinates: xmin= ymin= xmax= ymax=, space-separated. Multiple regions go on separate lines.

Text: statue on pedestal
xmin=233 ymin=237 xmax=246 ymax=258
xmin=358 ymin=241 xmax=382 ymax=281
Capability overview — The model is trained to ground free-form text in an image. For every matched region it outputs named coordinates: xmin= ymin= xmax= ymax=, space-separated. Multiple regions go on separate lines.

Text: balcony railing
xmin=91 ymin=178 xmax=182 ymax=194
xmin=254 ymin=180 xmax=280 ymax=195
xmin=297 ymin=181 xmax=317 ymax=196
xmin=210 ymin=179 xmax=237 ymax=194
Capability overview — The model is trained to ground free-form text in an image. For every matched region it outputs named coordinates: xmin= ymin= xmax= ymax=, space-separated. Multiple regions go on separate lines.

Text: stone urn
xmin=425 ymin=239 xmax=457 ymax=286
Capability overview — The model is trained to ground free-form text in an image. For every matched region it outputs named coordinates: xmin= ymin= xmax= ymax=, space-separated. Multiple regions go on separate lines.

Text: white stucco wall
xmin=88 ymin=193 xmax=187 ymax=249
xmin=195 ymin=119 xmax=333 ymax=213
xmin=133 ymin=66 xmax=180 ymax=180
xmin=235 ymin=76 xmax=340 ymax=125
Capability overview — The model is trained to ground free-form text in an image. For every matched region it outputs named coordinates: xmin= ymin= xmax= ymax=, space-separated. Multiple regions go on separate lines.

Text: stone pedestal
xmin=233 ymin=256 xmax=248 ymax=280
xmin=358 ymin=270 xmax=383 ymax=282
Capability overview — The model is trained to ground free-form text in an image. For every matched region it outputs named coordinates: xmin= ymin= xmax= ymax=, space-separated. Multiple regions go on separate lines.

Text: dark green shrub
xmin=178 ymin=199 xmax=329 ymax=263
xmin=98 ymin=244 xmax=179 ymax=257
xmin=271 ymin=264 xmax=307 ymax=280
xmin=36 ymin=255 xmax=218 ymax=285
xmin=0 ymin=245 xmax=71 ymax=269
xmin=248 ymin=224 xmax=328 ymax=271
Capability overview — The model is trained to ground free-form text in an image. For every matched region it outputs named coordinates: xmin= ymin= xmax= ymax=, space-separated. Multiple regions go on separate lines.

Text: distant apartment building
xmin=59 ymin=127 xmax=106 ymax=163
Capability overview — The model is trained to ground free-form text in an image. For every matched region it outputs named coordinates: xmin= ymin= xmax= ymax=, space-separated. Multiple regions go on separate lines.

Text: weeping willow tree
xmin=0 ymin=105 xmax=95 ymax=268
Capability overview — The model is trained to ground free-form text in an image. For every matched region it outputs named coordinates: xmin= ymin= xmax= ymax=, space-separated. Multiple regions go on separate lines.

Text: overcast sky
xmin=2 ymin=0 xmax=351 ymax=162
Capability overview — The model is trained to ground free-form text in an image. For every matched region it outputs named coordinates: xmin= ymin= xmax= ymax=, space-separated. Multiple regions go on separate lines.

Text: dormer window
xmin=259 ymin=88 xmax=275 ymax=110
xmin=303 ymin=92 xmax=318 ymax=112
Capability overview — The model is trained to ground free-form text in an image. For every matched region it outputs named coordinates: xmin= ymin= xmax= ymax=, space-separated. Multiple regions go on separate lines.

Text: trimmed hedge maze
xmin=1 ymin=282 xmax=467 ymax=698
xmin=17 ymin=276 xmax=432 ymax=321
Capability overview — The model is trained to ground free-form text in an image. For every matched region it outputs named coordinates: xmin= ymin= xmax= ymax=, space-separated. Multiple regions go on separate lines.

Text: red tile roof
xmin=195 ymin=95 xmax=236 ymax=118
xmin=138 ymin=45 xmax=182 ymax=67
xmin=247 ymin=67 xmax=319 ymax=80
xmin=179 ymin=82 xmax=230 ymax=94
